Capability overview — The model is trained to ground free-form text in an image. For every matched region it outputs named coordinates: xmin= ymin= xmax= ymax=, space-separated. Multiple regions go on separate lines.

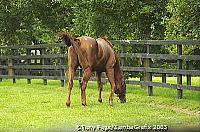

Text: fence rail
xmin=0 ymin=40 xmax=200 ymax=98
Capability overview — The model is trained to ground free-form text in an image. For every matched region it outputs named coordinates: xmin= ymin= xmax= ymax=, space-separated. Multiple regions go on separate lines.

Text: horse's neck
xmin=114 ymin=56 xmax=123 ymax=83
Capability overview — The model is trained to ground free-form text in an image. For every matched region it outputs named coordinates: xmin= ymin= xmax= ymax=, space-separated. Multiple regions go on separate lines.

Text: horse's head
xmin=113 ymin=54 xmax=126 ymax=103
xmin=114 ymin=77 xmax=126 ymax=103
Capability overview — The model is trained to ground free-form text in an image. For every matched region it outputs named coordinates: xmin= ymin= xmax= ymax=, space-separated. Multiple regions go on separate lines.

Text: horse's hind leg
xmin=96 ymin=72 xmax=102 ymax=103
xmin=66 ymin=47 xmax=78 ymax=108
xmin=106 ymin=68 xmax=116 ymax=106
xmin=81 ymin=67 xmax=91 ymax=106
xmin=66 ymin=66 xmax=75 ymax=107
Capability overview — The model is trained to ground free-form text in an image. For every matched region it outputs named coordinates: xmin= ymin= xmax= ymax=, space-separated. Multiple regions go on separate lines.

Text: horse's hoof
xmin=98 ymin=99 xmax=102 ymax=103
xmin=109 ymin=102 xmax=113 ymax=106
xmin=66 ymin=102 xmax=70 ymax=108
xmin=82 ymin=103 xmax=87 ymax=106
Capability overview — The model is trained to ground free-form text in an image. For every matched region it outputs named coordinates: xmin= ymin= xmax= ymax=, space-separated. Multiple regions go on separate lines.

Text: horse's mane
xmin=100 ymin=35 xmax=113 ymax=48
xmin=58 ymin=32 xmax=74 ymax=47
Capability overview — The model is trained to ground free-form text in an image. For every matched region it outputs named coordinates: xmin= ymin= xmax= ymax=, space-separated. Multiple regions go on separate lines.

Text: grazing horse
xmin=58 ymin=32 xmax=126 ymax=107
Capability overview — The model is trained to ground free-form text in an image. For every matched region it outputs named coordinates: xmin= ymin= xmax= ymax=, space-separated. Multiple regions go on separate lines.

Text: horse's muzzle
xmin=120 ymin=98 xmax=126 ymax=103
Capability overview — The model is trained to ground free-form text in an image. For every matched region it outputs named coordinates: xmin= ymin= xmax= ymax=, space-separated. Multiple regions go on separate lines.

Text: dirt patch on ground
xmin=148 ymin=103 xmax=200 ymax=116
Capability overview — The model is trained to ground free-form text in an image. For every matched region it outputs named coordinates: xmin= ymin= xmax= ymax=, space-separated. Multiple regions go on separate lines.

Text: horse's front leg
xmin=81 ymin=67 xmax=91 ymax=106
xmin=106 ymin=68 xmax=115 ymax=106
xmin=96 ymin=72 xmax=102 ymax=103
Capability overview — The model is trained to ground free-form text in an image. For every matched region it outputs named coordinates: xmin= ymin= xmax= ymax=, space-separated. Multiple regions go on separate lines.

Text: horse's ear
xmin=101 ymin=35 xmax=108 ymax=40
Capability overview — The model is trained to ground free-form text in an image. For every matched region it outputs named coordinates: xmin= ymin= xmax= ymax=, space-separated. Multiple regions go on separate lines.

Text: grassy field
xmin=0 ymin=77 xmax=199 ymax=131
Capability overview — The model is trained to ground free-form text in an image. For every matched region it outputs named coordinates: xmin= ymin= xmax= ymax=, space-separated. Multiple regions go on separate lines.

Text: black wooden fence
xmin=0 ymin=40 xmax=199 ymax=98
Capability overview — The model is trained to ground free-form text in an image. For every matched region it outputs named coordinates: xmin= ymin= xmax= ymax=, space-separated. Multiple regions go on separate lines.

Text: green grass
xmin=0 ymin=77 xmax=199 ymax=131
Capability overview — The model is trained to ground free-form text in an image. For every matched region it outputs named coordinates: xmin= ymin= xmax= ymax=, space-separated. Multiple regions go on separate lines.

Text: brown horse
xmin=58 ymin=32 xmax=126 ymax=107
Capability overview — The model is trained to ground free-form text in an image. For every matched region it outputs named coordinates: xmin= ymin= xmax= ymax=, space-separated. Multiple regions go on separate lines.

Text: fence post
xmin=8 ymin=58 xmax=16 ymax=83
xmin=144 ymin=43 xmax=153 ymax=96
xmin=177 ymin=44 xmax=183 ymax=99
xmin=140 ymin=76 xmax=144 ymax=83
xmin=41 ymin=48 xmax=47 ymax=85
xmin=60 ymin=46 xmax=65 ymax=87
xmin=26 ymin=49 xmax=31 ymax=84
xmin=186 ymin=61 xmax=191 ymax=85
xmin=120 ymin=42 xmax=125 ymax=66
xmin=140 ymin=60 xmax=145 ymax=89
xmin=162 ymin=73 xmax=166 ymax=83
xmin=0 ymin=64 xmax=2 ymax=82
xmin=162 ymin=59 xmax=167 ymax=83
xmin=12 ymin=49 xmax=16 ymax=83
xmin=0 ymin=49 xmax=2 ymax=82
xmin=0 ymin=60 xmax=2 ymax=82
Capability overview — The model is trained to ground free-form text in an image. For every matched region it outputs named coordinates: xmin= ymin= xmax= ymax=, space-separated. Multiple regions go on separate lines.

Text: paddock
xmin=0 ymin=40 xmax=200 ymax=131
xmin=0 ymin=79 xmax=199 ymax=131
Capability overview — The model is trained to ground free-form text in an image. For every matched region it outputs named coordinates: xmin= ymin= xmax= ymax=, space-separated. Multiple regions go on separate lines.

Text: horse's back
xmin=96 ymin=38 xmax=116 ymax=69
xmin=96 ymin=38 xmax=114 ymax=53
xmin=77 ymin=36 xmax=98 ymax=69
xmin=75 ymin=36 xmax=116 ymax=71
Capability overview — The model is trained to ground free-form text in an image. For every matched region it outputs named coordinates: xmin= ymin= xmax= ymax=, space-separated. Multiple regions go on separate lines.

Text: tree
xmin=0 ymin=0 xmax=73 ymax=45
xmin=164 ymin=0 xmax=200 ymax=40
xmin=164 ymin=0 xmax=200 ymax=69
xmin=71 ymin=0 xmax=168 ymax=40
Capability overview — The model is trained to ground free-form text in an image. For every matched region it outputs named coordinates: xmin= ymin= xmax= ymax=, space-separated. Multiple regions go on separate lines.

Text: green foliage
xmin=0 ymin=0 xmax=199 ymax=42
xmin=164 ymin=0 xmax=200 ymax=40
xmin=163 ymin=0 xmax=200 ymax=69
xmin=0 ymin=0 xmax=73 ymax=45
xmin=0 ymin=0 xmax=169 ymax=45
xmin=70 ymin=0 xmax=167 ymax=40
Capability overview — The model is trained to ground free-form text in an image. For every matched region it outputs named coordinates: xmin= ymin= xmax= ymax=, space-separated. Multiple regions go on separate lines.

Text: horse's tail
xmin=58 ymin=32 xmax=74 ymax=47
xmin=100 ymin=35 xmax=113 ymax=48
